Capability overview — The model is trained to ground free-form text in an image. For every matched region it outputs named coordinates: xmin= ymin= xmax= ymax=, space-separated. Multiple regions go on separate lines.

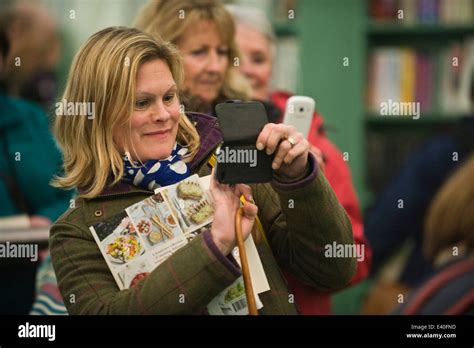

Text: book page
xmin=90 ymin=174 xmax=270 ymax=314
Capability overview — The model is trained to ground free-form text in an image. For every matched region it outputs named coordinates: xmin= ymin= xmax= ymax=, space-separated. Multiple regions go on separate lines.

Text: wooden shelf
xmin=365 ymin=112 xmax=465 ymax=126
xmin=367 ymin=22 xmax=474 ymax=36
xmin=274 ymin=21 xmax=299 ymax=36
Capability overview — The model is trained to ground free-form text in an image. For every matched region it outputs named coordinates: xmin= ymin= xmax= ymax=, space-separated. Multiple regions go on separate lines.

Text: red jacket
xmin=270 ymin=91 xmax=372 ymax=314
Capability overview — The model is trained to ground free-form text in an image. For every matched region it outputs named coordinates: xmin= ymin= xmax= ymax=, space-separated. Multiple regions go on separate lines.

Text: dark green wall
xmin=297 ymin=0 xmax=369 ymax=206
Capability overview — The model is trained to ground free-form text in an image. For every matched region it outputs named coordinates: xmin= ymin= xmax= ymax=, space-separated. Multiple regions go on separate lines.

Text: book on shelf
xmin=370 ymin=0 xmax=474 ymax=25
xmin=439 ymin=38 xmax=474 ymax=113
xmin=366 ymin=37 xmax=474 ymax=117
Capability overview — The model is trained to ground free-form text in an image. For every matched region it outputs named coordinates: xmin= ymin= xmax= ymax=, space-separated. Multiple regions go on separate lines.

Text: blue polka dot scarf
xmin=123 ymin=143 xmax=191 ymax=191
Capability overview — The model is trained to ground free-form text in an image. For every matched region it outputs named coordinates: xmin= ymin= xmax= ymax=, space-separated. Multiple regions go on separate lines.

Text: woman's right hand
xmin=209 ymin=172 xmax=258 ymax=255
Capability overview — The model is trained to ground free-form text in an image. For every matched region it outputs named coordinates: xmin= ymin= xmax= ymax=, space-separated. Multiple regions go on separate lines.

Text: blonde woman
xmin=48 ymin=27 xmax=355 ymax=315
xmin=134 ymin=0 xmax=252 ymax=113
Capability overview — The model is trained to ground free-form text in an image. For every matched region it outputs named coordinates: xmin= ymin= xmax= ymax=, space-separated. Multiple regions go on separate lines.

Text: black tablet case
xmin=214 ymin=101 xmax=274 ymax=184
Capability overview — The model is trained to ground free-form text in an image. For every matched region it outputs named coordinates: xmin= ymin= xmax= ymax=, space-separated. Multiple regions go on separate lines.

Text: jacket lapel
xmin=187 ymin=112 xmax=223 ymax=172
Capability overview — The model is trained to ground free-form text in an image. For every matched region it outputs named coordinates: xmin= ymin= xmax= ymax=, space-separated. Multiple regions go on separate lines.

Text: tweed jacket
xmin=50 ymin=112 xmax=356 ymax=315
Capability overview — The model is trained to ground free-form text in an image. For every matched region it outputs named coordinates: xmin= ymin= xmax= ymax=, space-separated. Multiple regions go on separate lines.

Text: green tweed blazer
xmin=50 ymin=113 xmax=356 ymax=315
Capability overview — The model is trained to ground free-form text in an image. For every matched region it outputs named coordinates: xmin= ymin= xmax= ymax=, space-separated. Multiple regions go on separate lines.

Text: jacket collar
xmin=186 ymin=112 xmax=223 ymax=171
xmin=83 ymin=112 xmax=223 ymax=198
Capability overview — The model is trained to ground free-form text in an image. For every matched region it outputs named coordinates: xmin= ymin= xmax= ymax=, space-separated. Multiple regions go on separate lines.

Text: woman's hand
xmin=256 ymin=123 xmax=311 ymax=179
xmin=209 ymin=172 xmax=258 ymax=255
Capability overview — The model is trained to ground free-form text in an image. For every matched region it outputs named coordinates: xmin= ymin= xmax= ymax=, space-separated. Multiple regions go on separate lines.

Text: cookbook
xmin=89 ymin=174 xmax=270 ymax=315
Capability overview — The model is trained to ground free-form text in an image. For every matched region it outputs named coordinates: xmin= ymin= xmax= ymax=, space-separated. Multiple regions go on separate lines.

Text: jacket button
xmin=94 ymin=210 xmax=103 ymax=217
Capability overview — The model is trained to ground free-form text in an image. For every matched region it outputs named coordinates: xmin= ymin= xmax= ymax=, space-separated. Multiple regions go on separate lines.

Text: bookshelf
xmin=294 ymin=0 xmax=473 ymax=316
xmin=296 ymin=0 xmax=474 ymax=208
xmin=274 ymin=21 xmax=299 ymax=36
xmin=366 ymin=113 xmax=464 ymax=125
xmin=364 ymin=0 xmax=474 ymax=202
xmin=367 ymin=23 xmax=474 ymax=36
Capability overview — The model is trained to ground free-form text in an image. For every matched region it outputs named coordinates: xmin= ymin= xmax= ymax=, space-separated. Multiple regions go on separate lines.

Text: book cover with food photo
xmin=89 ymin=211 xmax=152 ymax=290
xmin=89 ymin=175 xmax=270 ymax=314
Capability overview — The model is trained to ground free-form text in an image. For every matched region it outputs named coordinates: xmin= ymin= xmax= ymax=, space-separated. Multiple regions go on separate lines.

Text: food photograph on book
xmin=126 ymin=192 xmax=187 ymax=250
xmin=92 ymin=212 xmax=144 ymax=266
xmin=157 ymin=175 xmax=214 ymax=235
xmin=90 ymin=211 xmax=148 ymax=289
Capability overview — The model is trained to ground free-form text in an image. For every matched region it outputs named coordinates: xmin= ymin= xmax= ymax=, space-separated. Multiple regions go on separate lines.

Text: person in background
xmin=393 ymin=154 xmax=474 ymax=314
xmin=0 ymin=15 xmax=70 ymax=314
xmin=364 ymin=115 xmax=474 ymax=312
xmin=2 ymin=0 xmax=61 ymax=110
xmin=227 ymin=4 xmax=371 ymax=314
xmin=134 ymin=0 xmax=252 ymax=115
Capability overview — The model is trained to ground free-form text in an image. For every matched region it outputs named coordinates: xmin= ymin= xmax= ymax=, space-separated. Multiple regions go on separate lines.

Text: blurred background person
xmin=227 ymin=5 xmax=274 ymax=102
xmin=363 ymin=115 xmax=474 ymax=314
xmin=135 ymin=0 xmax=252 ymax=114
xmin=134 ymin=0 xmax=370 ymax=315
xmin=393 ymin=154 xmax=474 ymax=314
xmin=0 ymin=9 xmax=71 ymax=314
xmin=227 ymin=4 xmax=371 ymax=314
xmin=2 ymin=0 xmax=61 ymax=110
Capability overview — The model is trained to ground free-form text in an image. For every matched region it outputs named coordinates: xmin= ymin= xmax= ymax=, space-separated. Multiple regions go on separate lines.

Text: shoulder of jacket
xmin=53 ymin=197 xmax=87 ymax=230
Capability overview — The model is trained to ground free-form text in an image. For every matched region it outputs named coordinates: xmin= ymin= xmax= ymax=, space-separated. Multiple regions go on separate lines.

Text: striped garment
xmin=30 ymin=253 xmax=68 ymax=315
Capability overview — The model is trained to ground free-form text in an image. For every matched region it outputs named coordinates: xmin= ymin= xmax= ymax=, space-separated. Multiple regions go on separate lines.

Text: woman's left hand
xmin=256 ymin=123 xmax=310 ymax=180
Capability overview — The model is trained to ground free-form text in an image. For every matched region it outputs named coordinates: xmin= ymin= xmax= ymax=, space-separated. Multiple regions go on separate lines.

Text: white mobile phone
xmin=282 ymin=96 xmax=315 ymax=139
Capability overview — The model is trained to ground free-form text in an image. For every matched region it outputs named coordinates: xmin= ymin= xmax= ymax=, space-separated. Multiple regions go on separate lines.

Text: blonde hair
xmin=53 ymin=27 xmax=200 ymax=198
xmin=424 ymin=154 xmax=474 ymax=260
xmin=134 ymin=0 xmax=252 ymax=109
